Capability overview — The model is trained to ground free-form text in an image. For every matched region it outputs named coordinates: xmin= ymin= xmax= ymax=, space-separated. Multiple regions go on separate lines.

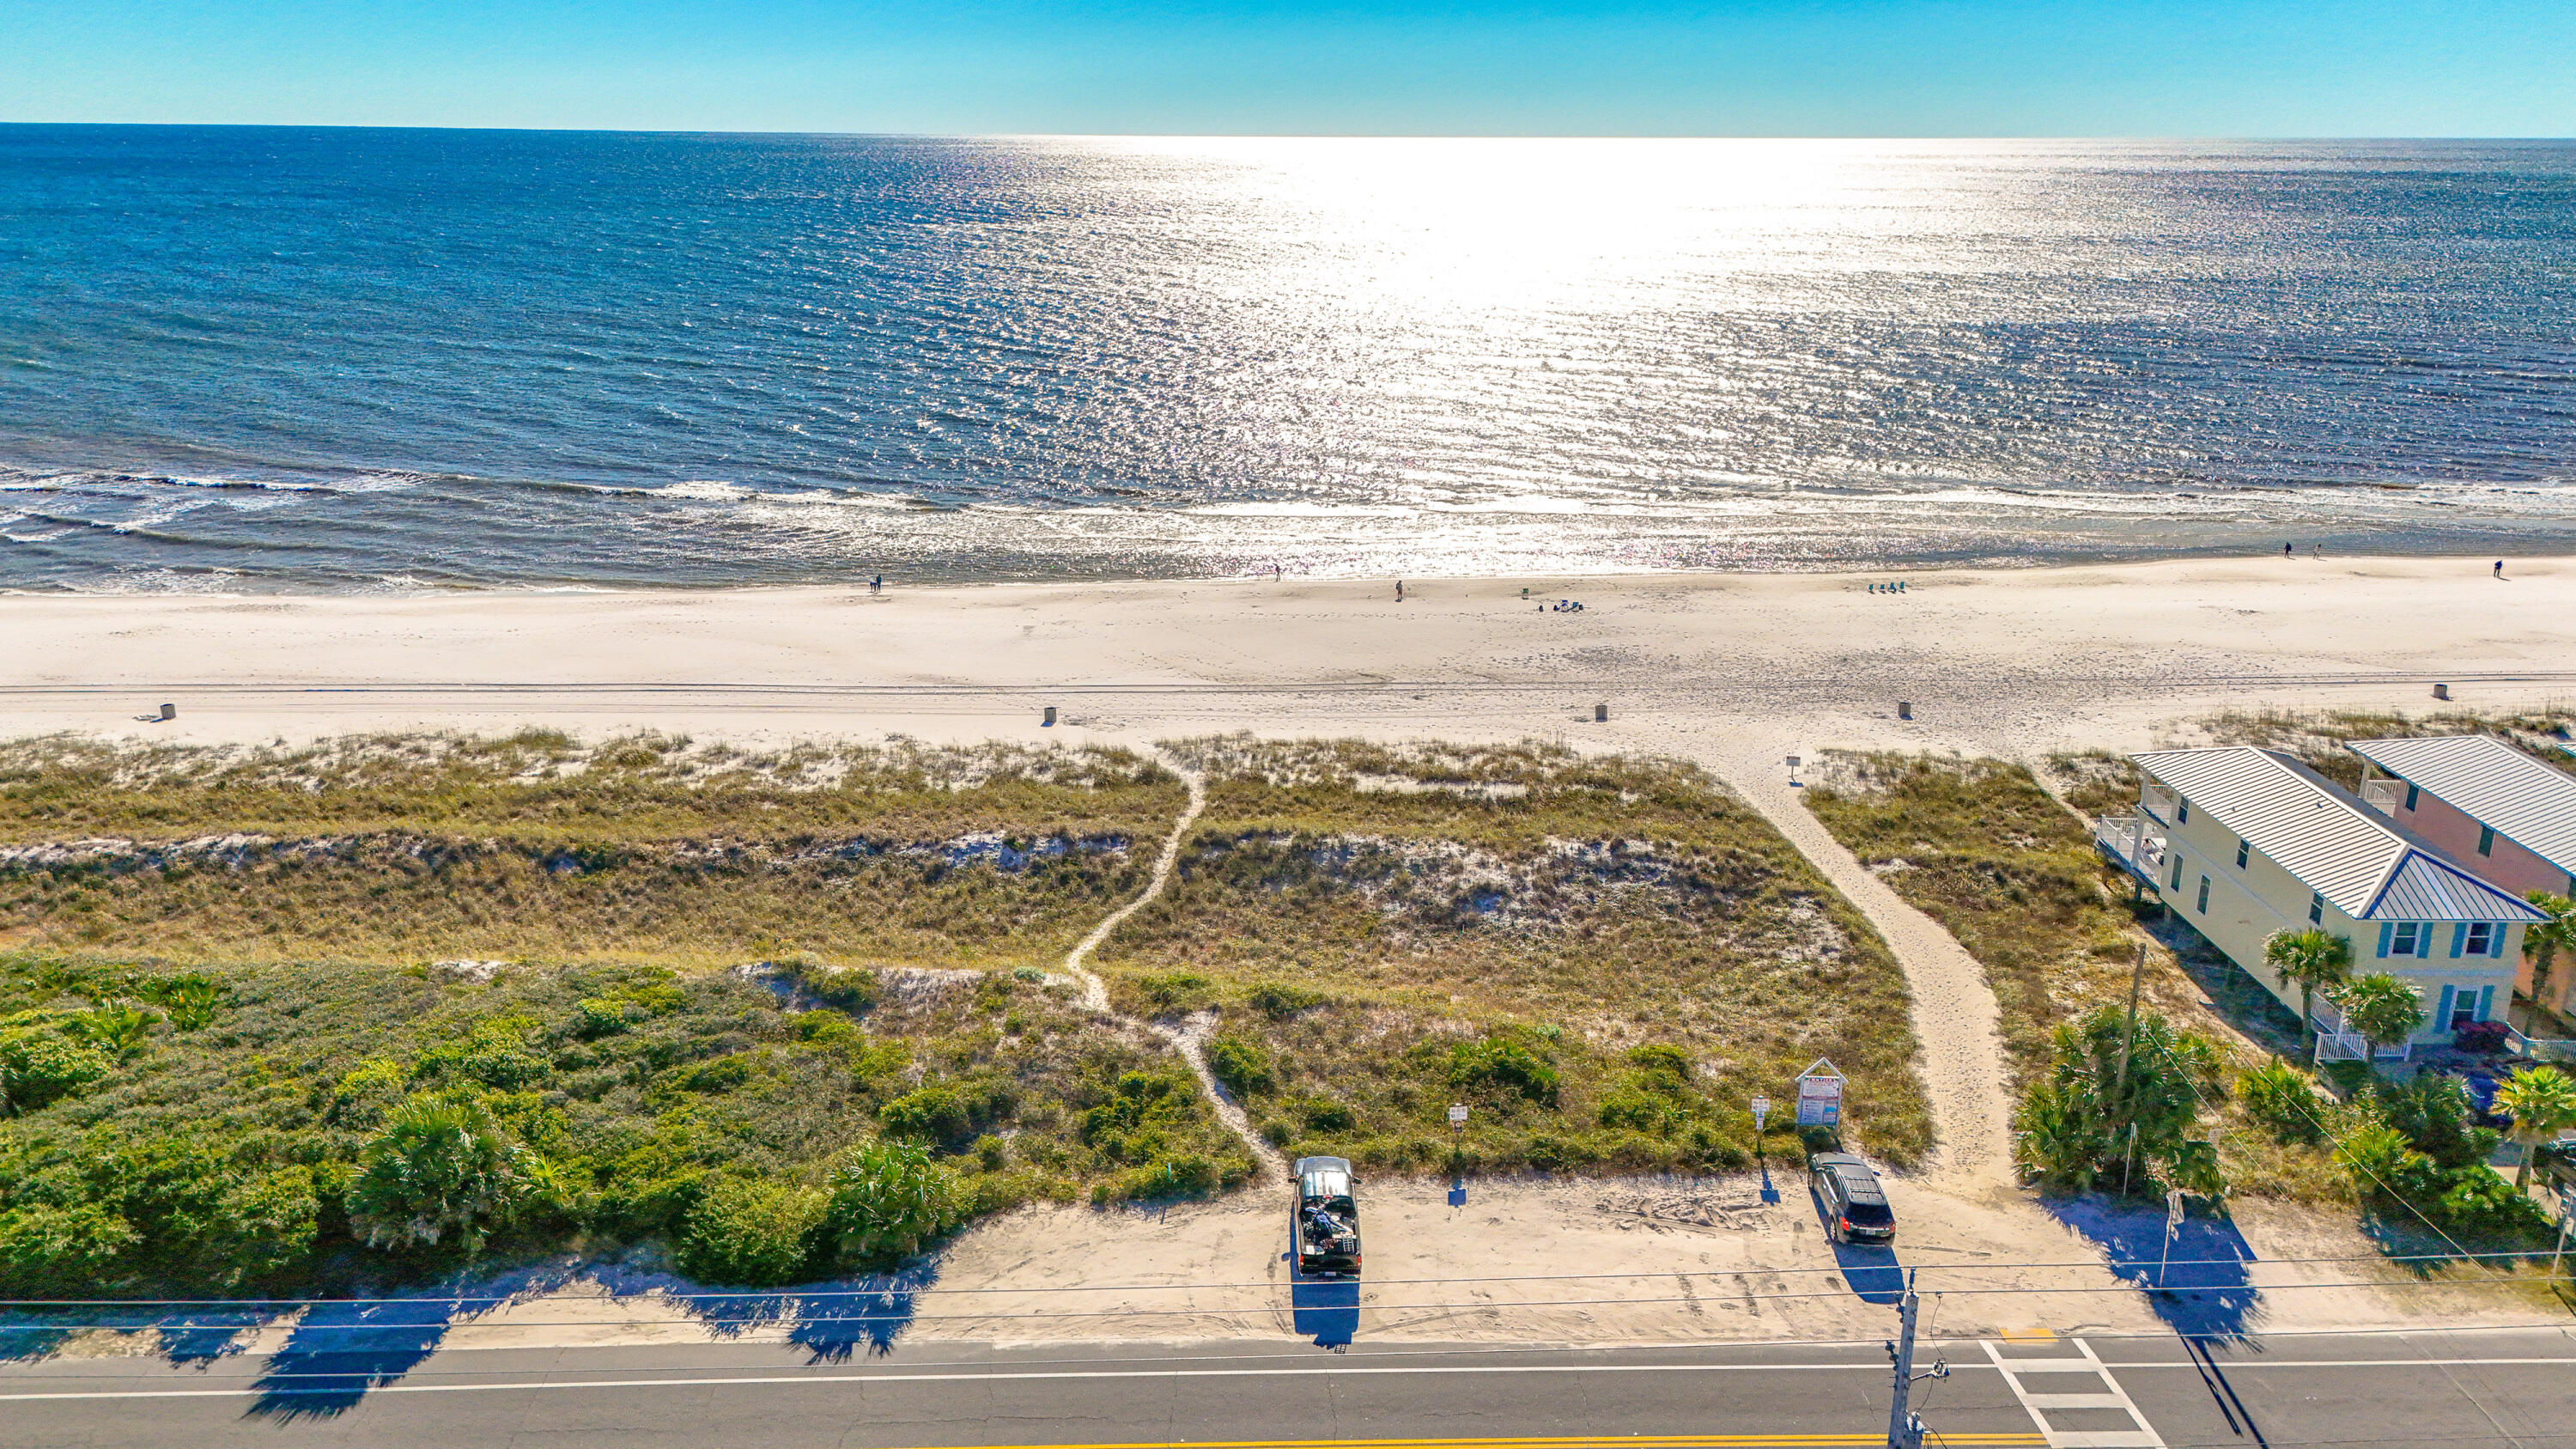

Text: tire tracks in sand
xmin=1059 ymin=749 xmax=1286 ymax=1184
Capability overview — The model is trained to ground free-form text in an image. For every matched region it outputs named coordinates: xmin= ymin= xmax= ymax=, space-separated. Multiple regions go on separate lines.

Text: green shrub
xmin=0 ymin=1203 xmax=137 ymax=1296
xmin=1522 ymin=1135 xmax=1594 ymax=1172
xmin=68 ymin=1000 xmax=157 ymax=1059
xmin=0 ymin=1026 xmax=114 ymax=1112
xmin=1597 ymin=1087 xmax=1678 ymax=1134
xmin=880 ymin=1086 xmax=975 ymax=1148
xmin=1133 ymin=971 xmax=1216 ymax=1016
xmin=1624 ymin=1044 xmax=1693 ymax=1092
xmin=151 ymin=976 xmax=224 ymax=1032
xmin=1117 ymin=1154 xmax=1220 ymax=1201
xmin=821 ymin=1139 xmax=961 ymax=1267
xmin=418 ymin=1020 xmax=549 ymax=1091
xmin=793 ymin=1011 xmax=860 ymax=1047
xmin=793 ymin=960 xmax=879 ymax=1013
xmin=328 ymin=1057 xmax=411 ymax=1127
xmin=1244 ymin=982 xmax=1327 ymax=1019
xmin=1446 ymin=1038 xmax=1559 ymax=1107
xmin=2235 ymin=1060 xmax=2326 ymax=1143
xmin=1297 ymin=1096 xmax=1356 ymax=1132
xmin=2376 ymin=1073 xmax=2497 ymax=1171
xmin=679 ymin=1178 xmax=828 ymax=1286
xmin=667 ymin=1054 xmax=755 ymax=1094
xmin=345 ymin=1096 xmax=532 ymax=1255
xmin=573 ymin=997 xmax=634 ymax=1038
xmin=1206 ymin=1035 xmax=1276 ymax=1097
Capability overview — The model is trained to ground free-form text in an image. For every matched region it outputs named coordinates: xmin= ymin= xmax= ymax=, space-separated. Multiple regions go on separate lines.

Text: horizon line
xmin=4 ymin=121 xmax=2574 ymax=143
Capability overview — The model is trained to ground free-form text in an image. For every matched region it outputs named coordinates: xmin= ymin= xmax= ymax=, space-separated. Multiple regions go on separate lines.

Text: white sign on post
xmin=1794 ymin=1058 xmax=1845 ymax=1128
xmin=1750 ymin=1095 xmax=1771 ymax=1132
xmin=1448 ymin=1104 xmax=1469 ymax=1126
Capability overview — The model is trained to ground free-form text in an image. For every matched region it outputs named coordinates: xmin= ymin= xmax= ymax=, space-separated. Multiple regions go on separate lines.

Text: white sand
xmin=3 ymin=555 xmax=2566 ymax=757
xmin=9 ymin=553 xmax=2570 ymax=1349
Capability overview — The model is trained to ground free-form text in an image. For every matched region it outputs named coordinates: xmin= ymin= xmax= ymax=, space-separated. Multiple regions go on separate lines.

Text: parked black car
xmin=1807 ymin=1151 xmax=1896 ymax=1245
xmin=1291 ymin=1155 xmax=1363 ymax=1276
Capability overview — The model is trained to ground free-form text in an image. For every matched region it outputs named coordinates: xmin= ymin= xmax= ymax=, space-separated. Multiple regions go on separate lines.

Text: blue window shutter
xmin=2405 ymin=784 xmax=2419 ymax=811
xmin=2435 ymin=985 xmax=2455 ymax=1027
xmin=2494 ymin=928 xmax=2511 ymax=959
xmin=2476 ymin=985 xmax=2494 ymax=1020
xmin=2451 ymin=923 xmax=2467 ymax=959
xmin=2377 ymin=922 xmax=2391 ymax=958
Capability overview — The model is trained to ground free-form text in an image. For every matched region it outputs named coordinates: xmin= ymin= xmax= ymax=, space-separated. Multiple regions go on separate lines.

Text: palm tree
xmin=2330 ymin=973 xmax=2427 ymax=1064
xmin=2492 ymin=1065 xmax=2576 ymax=1190
xmin=2265 ymin=928 xmax=2354 ymax=1048
xmin=2524 ymin=892 xmax=2576 ymax=1010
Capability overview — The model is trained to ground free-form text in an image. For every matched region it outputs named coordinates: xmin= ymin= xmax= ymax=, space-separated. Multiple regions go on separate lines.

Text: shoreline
xmin=2 ymin=540 xmax=2562 ymax=603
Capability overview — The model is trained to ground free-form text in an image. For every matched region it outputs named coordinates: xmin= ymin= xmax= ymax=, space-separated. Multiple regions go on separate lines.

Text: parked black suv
xmin=1807 ymin=1151 xmax=1896 ymax=1245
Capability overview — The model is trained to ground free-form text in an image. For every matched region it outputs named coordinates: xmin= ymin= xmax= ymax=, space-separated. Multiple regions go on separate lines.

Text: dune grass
xmin=1096 ymin=738 xmax=1933 ymax=1172
xmin=0 ymin=735 xmax=1180 ymax=969
xmin=0 ymin=729 xmax=1931 ymax=1301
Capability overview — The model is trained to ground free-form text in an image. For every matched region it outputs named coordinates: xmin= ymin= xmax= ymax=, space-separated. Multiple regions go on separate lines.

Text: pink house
xmin=2348 ymin=734 xmax=2576 ymax=1026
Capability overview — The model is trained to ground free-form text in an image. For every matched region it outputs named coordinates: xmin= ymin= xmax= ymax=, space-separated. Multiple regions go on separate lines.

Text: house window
xmin=2235 ymin=839 xmax=2250 ymax=869
xmin=2196 ymin=876 xmax=2210 ymax=913
xmin=2450 ymin=989 xmax=2480 ymax=1030
xmin=2476 ymin=825 xmax=2494 ymax=856
xmin=2178 ymin=800 xmax=2190 ymax=825
xmin=2391 ymin=922 xmax=2421 ymax=957
xmin=2466 ymin=922 xmax=2495 ymax=956
xmin=2404 ymin=783 xmax=2419 ymax=812
xmin=2170 ymin=855 xmax=2185 ymax=891
xmin=2308 ymin=892 xmax=2324 ymax=924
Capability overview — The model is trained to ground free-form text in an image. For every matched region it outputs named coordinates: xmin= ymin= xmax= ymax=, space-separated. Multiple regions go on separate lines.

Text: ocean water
xmin=3 ymin=125 xmax=2573 ymax=593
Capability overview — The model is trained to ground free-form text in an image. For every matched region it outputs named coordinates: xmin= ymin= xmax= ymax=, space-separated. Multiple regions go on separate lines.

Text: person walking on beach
xmin=2495 ymin=560 xmax=2506 ymax=578
xmin=1395 ymin=580 xmax=1406 ymax=600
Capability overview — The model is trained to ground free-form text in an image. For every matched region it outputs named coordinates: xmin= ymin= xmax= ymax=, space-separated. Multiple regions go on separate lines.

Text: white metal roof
xmin=2345 ymin=734 xmax=2576 ymax=875
xmin=2129 ymin=746 xmax=2543 ymax=922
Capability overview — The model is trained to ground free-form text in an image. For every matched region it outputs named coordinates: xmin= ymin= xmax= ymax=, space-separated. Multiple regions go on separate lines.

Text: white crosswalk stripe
xmin=1982 ymin=1338 xmax=2166 ymax=1448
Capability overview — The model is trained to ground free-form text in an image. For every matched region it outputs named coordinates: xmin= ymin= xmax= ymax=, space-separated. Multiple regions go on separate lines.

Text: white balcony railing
xmin=2092 ymin=815 xmax=2166 ymax=875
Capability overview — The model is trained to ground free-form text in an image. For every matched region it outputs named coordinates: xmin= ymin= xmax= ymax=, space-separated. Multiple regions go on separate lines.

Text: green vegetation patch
xmin=0 ymin=736 xmax=1180 ymax=970
xmin=1097 ymin=738 xmax=1930 ymax=1169
xmin=0 ymin=953 xmax=1250 ymax=1298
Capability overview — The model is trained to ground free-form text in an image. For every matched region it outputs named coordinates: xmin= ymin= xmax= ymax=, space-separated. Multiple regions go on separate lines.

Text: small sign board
xmin=1794 ymin=1058 xmax=1845 ymax=1128
xmin=1750 ymin=1095 xmax=1771 ymax=1131
xmin=1447 ymin=1104 xmax=1469 ymax=1126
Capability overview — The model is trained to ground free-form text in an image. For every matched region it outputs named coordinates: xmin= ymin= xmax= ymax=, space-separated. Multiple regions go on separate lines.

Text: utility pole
xmin=1883 ymin=1269 xmax=1947 ymax=1449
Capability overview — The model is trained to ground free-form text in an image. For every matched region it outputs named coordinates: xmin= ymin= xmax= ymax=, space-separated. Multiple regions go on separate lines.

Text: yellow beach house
xmin=2096 ymin=746 xmax=2542 ymax=1059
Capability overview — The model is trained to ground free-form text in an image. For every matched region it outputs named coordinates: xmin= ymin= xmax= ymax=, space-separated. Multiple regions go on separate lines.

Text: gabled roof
xmin=2130 ymin=746 xmax=2544 ymax=923
xmin=2345 ymin=734 xmax=2576 ymax=875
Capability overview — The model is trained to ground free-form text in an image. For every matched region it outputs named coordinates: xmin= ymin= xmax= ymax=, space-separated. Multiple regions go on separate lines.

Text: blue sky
xmin=4 ymin=0 xmax=2571 ymax=135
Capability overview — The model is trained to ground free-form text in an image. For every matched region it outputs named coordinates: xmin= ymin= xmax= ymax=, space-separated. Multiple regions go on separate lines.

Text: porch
xmin=2092 ymin=814 xmax=2166 ymax=885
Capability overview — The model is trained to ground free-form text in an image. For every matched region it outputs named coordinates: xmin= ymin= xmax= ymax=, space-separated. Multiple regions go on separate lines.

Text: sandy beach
xmin=4 ymin=554 xmax=2570 ymax=760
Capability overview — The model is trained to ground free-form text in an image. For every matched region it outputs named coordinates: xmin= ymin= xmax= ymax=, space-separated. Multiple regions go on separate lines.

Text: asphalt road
xmin=3 ymin=1327 xmax=2574 ymax=1449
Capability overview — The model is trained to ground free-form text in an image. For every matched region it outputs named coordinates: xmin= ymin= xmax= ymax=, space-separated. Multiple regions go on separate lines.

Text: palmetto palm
xmin=2330 ymin=973 xmax=2427 ymax=1062
xmin=2264 ymin=928 xmax=2353 ymax=1048
xmin=2524 ymin=892 xmax=2576 ymax=1007
xmin=2492 ymin=1065 xmax=2576 ymax=1191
